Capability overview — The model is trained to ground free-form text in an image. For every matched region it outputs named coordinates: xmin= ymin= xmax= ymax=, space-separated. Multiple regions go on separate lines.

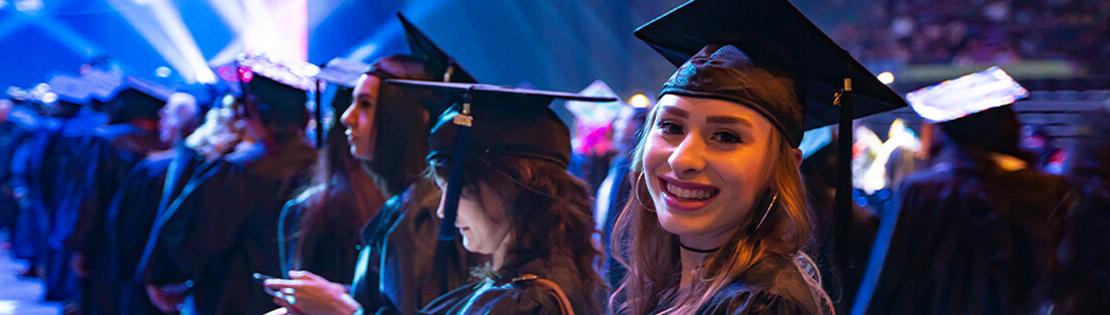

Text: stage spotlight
xmin=15 ymin=0 xmax=42 ymax=12
xmin=155 ymin=66 xmax=172 ymax=78
xmin=628 ymin=93 xmax=650 ymax=108
xmin=108 ymin=0 xmax=216 ymax=83
xmin=877 ymin=71 xmax=895 ymax=85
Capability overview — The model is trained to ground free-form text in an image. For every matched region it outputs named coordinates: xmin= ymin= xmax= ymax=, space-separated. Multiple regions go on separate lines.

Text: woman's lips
xmin=658 ymin=176 xmax=720 ymax=212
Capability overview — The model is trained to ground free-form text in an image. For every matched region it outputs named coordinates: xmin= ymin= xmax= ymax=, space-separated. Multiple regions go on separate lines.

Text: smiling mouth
xmin=659 ymin=176 xmax=720 ymax=202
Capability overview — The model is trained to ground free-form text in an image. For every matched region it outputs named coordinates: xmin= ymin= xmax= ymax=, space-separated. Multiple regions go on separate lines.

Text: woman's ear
xmin=790 ymin=148 xmax=803 ymax=169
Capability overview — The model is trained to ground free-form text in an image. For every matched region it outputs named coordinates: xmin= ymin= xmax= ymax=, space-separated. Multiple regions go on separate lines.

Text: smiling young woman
xmin=611 ymin=85 xmax=828 ymax=315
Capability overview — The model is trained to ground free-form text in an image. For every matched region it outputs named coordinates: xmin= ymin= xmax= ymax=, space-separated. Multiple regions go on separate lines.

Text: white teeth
xmin=666 ymin=183 xmax=715 ymax=200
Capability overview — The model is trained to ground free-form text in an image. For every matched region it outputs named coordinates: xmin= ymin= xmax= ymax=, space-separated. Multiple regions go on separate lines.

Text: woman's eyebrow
xmin=706 ymin=116 xmax=753 ymax=128
xmin=659 ymin=106 xmax=689 ymax=118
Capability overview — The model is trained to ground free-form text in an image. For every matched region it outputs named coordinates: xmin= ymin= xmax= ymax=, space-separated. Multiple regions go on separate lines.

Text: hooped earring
xmin=632 ymin=172 xmax=655 ymax=211
xmin=752 ymin=192 xmax=779 ymax=233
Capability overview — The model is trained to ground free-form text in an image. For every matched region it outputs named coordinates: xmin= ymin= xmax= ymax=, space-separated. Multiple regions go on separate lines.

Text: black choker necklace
xmin=679 ymin=242 xmax=720 ymax=253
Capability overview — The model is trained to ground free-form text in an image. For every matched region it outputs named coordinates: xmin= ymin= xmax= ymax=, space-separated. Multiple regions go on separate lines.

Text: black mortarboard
xmin=316 ymin=58 xmax=368 ymax=89
xmin=236 ymin=53 xmax=313 ymax=127
xmin=635 ymin=0 xmax=908 ymax=301
xmin=635 ymin=0 xmax=906 ymax=146
xmin=106 ymin=76 xmax=172 ymax=122
xmin=385 ymin=79 xmax=616 ymax=240
xmin=397 ymin=13 xmax=477 ymax=84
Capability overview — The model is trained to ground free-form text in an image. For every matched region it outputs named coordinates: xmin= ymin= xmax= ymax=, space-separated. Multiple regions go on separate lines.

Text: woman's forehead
xmin=657 ymin=94 xmax=772 ymax=127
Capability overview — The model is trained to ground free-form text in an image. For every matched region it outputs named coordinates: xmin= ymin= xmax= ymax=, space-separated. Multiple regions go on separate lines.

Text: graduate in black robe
xmin=612 ymin=0 xmax=906 ymax=313
xmin=863 ymin=70 xmax=1072 ymax=314
xmin=264 ymin=15 xmax=484 ymax=315
xmin=68 ymin=78 xmax=171 ymax=315
xmin=40 ymin=94 xmax=108 ymax=302
xmin=384 ymin=81 xmax=614 ymax=315
xmin=1055 ymin=106 xmax=1110 ymax=314
xmin=276 ymin=63 xmax=386 ymax=283
xmin=153 ymin=64 xmax=316 ymax=315
xmin=103 ymin=89 xmax=209 ymax=315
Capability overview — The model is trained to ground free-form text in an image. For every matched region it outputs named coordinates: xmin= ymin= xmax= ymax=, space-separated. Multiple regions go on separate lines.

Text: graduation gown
xmin=104 ymin=149 xmax=180 ymax=315
xmin=136 ymin=143 xmax=214 ymax=286
xmin=41 ymin=110 xmax=107 ymax=301
xmin=866 ymin=151 xmax=1071 ymax=314
xmin=418 ymin=256 xmax=606 ymax=315
xmin=9 ymin=117 xmax=54 ymax=263
xmin=692 ymin=255 xmax=825 ymax=315
xmin=68 ymin=124 xmax=166 ymax=315
xmin=167 ymin=140 xmax=315 ymax=315
xmin=350 ymin=179 xmax=482 ymax=315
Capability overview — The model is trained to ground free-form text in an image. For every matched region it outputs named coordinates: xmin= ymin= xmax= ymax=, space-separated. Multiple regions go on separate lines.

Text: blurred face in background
xmin=341 ymin=74 xmax=381 ymax=160
xmin=159 ymin=92 xmax=199 ymax=143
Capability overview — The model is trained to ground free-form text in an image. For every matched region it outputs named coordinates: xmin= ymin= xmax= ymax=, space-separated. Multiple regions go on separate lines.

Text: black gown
xmin=866 ymin=151 xmax=1071 ymax=314
xmin=418 ymin=256 xmax=606 ymax=315
xmin=350 ymin=179 xmax=482 ymax=315
xmin=41 ymin=110 xmax=107 ymax=301
xmin=172 ymin=140 xmax=315 ymax=315
xmin=68 ymin=124 xmax=167 ymax=315
xmin=104 ymin=148 xmax=182 ymax=315
xmin=692 ymin=255 xmax=825 ymax=315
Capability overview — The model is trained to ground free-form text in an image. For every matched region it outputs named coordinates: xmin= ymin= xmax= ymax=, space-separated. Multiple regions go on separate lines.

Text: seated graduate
xmin=401 ymin=81 xmax=615 ymax=315
xmin=262 ymin=13 xmax=484 ymax=315
xmin=610 ymin=0 xmax=906 ymax=313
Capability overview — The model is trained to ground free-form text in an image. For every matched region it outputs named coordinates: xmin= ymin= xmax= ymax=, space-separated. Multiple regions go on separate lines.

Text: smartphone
xmin=252 ymin=272 xmax=278 ymax=284
xmin=253 ymin=272 xmax=289 ymax=303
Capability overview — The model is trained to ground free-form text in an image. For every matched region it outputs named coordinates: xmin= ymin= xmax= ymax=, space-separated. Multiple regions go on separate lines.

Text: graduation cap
xmin=384 ymin=79 xmax=616 ymax=241
xmin=45 ymin=75 xmax=97 ymax=106
xmin=106 ymin=76 xmax=173 ymax=122
xmin=315 ymin=58 xmax=369 ymax=89
xmin=234 ymin=53 xmax=314 ymax=127
xmin=634 ymin=0 xmax=907 ymax=297
xmin=397 ymin=13 xmax=477 ymax=83
xmin=312 ymin=58 xmax=369 ymax=146
xmin=907 ymin=66 xmax=1028 ymax=123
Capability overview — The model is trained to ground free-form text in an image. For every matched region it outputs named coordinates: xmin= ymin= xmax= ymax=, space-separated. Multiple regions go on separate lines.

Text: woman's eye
xmin=711 ymin=131 xmax=742 ymax=144
xmin=656 ymin=120 xmax=684 ymax=135
xmin=359 ymin=100 xmax=374 ymax=109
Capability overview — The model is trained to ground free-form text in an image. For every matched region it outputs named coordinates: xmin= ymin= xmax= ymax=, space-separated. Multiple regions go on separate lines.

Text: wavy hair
xmin=610 ymin=105 xmax=832 ymax=314
xmin=431 ymin=152 xmax=605 ymax=314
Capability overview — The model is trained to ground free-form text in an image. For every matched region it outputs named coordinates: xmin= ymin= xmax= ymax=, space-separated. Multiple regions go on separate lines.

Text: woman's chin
xmin=657 ymin=211 xmax=725 ymax=239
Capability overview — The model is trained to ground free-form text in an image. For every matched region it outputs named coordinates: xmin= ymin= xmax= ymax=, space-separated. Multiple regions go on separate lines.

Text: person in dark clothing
xmin=141 ymin=60 xmax=316 ymax=315
xmin=68 ymin=77 xmax=171 ymax=315
xmin=1053 ymin=106 xmax=1109 ymax=314
xmin=276 ymin=64 xmax=386 ymax=284
xmin=264 ymin=55 xmax=475 ymax=315
xmin=864 ymin=70 xmax=1072 ymax=314
xmin=263 ymin=14 xmax=484 ymax=315
xmin=102 ymin=88 xmax=209 ymax=315
xmin=8 ymin=99 xmax=57 ymax=277
xmin=393 ymin=82 xmax=612 ymax=315
xmin=40 ymin=90 xmax=109 ymax=303
xmin=612 ymin=0 xmax=906 ymax=313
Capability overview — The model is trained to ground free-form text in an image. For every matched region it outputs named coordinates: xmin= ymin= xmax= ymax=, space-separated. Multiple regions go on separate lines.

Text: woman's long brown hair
xmin=610 ymin=106 xmax=831 ymax=314
xmin=432 ymin=153 xmax=605 ymax=314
